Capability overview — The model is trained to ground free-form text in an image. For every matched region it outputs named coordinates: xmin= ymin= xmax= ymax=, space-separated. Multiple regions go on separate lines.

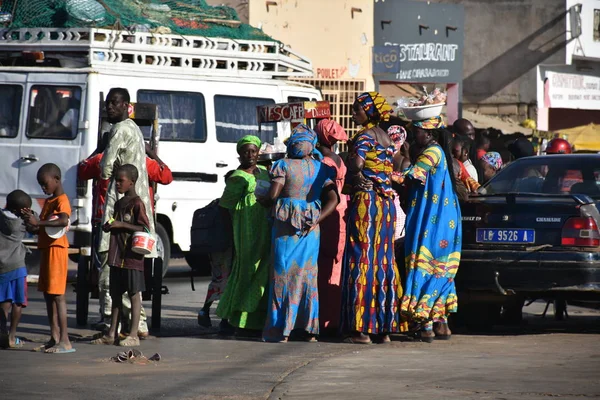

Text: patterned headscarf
xmin=315 ymin=119 xmax=348 ymax=147
xmin=355 ymin=91 xmax=393 ymax=136
xmin=387 ymin=125 xmax=407 ymax=152
xmin=286 ymin=124 xmax=323 ymax=160
xmin=237 ymin=135 xmax=262 ymax=153
xmin=481 ymin=151 xmax=503 ymax=171
xmin=411 ymin=116 xmax=446 ymax=130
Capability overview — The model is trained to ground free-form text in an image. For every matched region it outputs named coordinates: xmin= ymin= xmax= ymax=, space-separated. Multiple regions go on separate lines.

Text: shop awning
xmin=556 ymin=123 xmax=600 ymax=152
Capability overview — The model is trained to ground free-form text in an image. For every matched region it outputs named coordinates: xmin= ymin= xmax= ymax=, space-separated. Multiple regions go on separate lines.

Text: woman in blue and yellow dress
xmin=342 ymin=92 xmax=406 ymax=344
xmin=402 ymin=116 xmax=461 ymax=342
xmin=261 ymin=124 xmax=339 ymax=343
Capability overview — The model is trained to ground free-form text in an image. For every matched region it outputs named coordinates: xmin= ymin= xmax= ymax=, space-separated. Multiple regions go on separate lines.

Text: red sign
xmin=304 ymin=101 xmax=331 ymax=119
xmin=316 ymin=67 xmax=347 ymax=79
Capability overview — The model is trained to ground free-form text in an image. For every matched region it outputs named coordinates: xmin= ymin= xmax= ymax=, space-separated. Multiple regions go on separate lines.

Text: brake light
xmin=561 ymin=217 xmax=600 ymax=247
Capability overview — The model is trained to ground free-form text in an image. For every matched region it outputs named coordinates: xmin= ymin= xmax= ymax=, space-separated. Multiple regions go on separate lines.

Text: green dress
xmin=216 ymin=166 xmax=271 ymax=329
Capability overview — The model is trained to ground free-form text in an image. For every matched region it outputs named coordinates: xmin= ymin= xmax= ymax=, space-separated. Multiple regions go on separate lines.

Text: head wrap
xmin=355 ymin=92 xmax=393 ymax=137
xmin=237 ymin=135 xmax=262 ymax=153
xmin=387 ymin=125 xmax=407 ymax=152
xmin=315 ymin=119 xmax=348 ymax=147
xmin=411 ymin=116 xmax=446 ymax=130
xmin=481 ymin=151 xmax=503 ymax=171
xmin=508 ymin=137 xmax=534 ymax=159
xmin=286 ymin=124 xmax=323 ymax=160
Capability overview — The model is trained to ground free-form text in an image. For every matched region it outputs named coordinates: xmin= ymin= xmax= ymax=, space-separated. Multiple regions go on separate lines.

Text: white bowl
xmin=400 ymin=103 xmax=445 ymax=121
xmin=45 ymin=216 xmax=70 ymax=239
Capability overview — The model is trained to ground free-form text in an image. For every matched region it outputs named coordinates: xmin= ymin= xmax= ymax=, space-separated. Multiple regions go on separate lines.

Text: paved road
xmin=2 ymin=263 xmax=600 ymax=400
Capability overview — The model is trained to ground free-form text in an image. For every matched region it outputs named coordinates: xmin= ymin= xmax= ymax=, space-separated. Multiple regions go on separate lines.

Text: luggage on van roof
xmin=1 ymin=0 xmax=271 ymax=41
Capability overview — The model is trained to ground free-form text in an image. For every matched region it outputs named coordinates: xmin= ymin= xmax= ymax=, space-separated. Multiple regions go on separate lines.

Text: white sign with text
xmin=546 ymin=71 xmax=600 ymax=110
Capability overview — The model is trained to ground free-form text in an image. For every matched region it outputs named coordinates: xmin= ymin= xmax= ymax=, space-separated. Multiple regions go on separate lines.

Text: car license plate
xmin=476 ymin=229 xmax=535 ymax=244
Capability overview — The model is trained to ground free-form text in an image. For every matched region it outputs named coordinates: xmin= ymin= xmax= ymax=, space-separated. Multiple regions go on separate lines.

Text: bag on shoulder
xmin=190 ymin=199 xmax=231 ymax=254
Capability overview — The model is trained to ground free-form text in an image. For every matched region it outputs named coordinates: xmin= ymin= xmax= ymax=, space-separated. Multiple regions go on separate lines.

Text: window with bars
xmin=292 ymin=79 xmax=366 ymax=144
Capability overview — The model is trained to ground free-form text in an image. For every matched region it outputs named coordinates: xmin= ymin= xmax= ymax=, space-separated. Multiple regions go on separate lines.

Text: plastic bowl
xmin=400 ymin=103 xmax=445 ymax=121
xmin=45 ymin=215 xmax=70 ymax=239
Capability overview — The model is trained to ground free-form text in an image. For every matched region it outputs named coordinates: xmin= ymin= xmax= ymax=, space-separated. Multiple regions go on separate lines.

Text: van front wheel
xmin=155 ymin=223 xmax=170 ymax=278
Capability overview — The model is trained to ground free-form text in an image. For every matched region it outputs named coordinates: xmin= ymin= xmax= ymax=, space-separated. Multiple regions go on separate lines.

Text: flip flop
xmin=45 ymin=346 xmax=76 ymax=354
xmin=32 ymin=340 xmax=56 ymax=352
xmin=119 ymin=336 xmax=140 ymax=347
xmin=343 ymin=336 xmax=373 ymax=345
xmin=8 ymin=337 xmax=24 ymax=349
xmin=90 ymin=335 xmax=115 ymax=345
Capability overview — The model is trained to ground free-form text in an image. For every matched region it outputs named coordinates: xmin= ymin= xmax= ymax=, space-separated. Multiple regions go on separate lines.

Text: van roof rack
xmin=0 ymin=28 xmax=313 ymax=79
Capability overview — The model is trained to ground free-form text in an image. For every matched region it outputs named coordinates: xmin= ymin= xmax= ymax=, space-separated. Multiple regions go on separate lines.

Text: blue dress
xmin=402 ymin=144 xmax=461 ymax=327
xmin=263 ymin=158 xmax=333 ymax=339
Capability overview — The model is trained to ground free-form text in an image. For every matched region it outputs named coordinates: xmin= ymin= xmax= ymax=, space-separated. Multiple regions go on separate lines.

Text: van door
xmin=0 ymin=77 xmax=26 ymax=209
xmin=19 ymin=74 xmax=86 ymax=216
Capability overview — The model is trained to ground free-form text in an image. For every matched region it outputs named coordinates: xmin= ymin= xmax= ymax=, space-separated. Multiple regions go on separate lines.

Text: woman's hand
xmin=352 ymin=173 xmax=373 ymax=191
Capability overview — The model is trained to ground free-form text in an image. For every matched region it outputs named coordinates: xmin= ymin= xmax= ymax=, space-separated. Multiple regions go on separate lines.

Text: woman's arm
xmin=259 ymin=181 xmax=283 ymax=208
xmin=317 ymin=183 xmax=340 ymax=223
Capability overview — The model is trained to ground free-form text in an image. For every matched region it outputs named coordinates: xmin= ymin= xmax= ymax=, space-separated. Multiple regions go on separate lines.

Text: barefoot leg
xmin=9 ymin=303 xmax=22 ymax=345
xmin=44 ymin=293 xmax=60 ymax=344
xmin=128 ymin=292 xmax=141 ymax=339
xmin=54 ymin=294 xmax=71 ymax=350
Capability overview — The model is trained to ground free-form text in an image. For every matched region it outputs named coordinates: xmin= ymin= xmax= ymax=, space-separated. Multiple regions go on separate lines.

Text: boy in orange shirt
xmin=22 ymin=163 xmax=74 ymax=353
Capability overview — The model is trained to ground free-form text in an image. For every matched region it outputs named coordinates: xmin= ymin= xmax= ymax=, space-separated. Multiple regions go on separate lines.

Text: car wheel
xmin=155 ymin=223 xmax=170 ymax=278
xmin=184 ymin=252 xmax=211 ymax=276
xmin=76 ymin=256 xmax=90 ymax=327
xmin=461 ymin=302 xmax=501 ymax=332
xmin=500 ymin=296 xmax=525 ymax=325
xmin=554 ymin=299 xmax=567 ymax=321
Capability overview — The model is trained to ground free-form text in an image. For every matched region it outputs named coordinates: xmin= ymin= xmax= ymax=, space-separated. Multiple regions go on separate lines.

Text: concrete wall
xmin=249 ymin=0 xmax=374 ymax=88
xmin=566 ymin=0 xmax=600 ymax=63
xmin=432 ymin=0 xmax=567 ymax=118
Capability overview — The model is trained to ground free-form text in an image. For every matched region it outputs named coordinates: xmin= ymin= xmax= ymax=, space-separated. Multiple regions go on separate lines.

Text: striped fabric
xmin=342 ymin=191 xmax=406 ymax=334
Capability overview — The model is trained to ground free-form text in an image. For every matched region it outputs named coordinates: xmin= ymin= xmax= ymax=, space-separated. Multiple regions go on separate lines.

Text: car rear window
xmin=483 ymin=156 xmax=600 ymax=196
xmin=0 ymin=85 xmax=23 ymax=138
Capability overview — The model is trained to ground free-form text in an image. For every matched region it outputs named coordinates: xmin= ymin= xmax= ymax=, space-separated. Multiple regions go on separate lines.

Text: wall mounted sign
xmin=373 ymin=0 xmax=464 ymax=83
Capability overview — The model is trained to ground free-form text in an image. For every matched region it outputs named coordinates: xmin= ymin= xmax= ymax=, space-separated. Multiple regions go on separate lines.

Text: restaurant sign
xmin=545 ymin=71 xmax=600 ymax=110
xmin=373 ymin=0 xmax=464 ymax=83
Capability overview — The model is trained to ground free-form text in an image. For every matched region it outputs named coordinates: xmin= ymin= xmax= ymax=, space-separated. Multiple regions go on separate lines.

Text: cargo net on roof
xmin=0 ymin=0 xmax=273 ymax=41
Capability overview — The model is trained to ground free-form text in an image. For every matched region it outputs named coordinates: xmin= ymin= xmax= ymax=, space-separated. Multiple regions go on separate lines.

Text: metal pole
xmin=151 ymin=257 xmax=163 ymax=332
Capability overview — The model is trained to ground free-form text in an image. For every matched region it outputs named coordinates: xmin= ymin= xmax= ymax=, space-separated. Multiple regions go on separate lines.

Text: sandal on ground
xmin=343 ymin=335 xmax=372 ymax=345
xmin=434 ymin=334 xmax=452 ymax=340
xmin=90 ymin=335 xmax=115 ymax=345
xmin=414 ymin=331 xmax=435 ymax=343
xmin=375 ymin=334 xmax=392 ymax=344
xmin=304 ymin=335 xmax=318 ymax=343
xmin=32 ymin=339 xmax=56 ymax=352
xmin=8 ymin=337 xmax=24 ymax=349
xmin=119 ymin=335 xmax=140 ymax=347
xmin=45 ymin=345 xmax=76 ymax=354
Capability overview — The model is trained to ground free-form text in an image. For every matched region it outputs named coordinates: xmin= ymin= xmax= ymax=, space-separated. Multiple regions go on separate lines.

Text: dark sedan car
xmin=457 ymin=154 xmax=600 ymax=328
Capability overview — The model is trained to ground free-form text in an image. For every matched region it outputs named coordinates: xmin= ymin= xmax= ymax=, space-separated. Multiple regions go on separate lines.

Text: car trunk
xmin=461 ymin=194 xmax=600 ymax=250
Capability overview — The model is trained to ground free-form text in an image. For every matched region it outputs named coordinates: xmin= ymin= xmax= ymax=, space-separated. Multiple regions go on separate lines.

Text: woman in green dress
xmin=216 ymin=135 xmax=271 ymax=334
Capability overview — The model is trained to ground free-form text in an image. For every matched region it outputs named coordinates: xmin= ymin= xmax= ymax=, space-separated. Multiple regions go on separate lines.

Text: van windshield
xmin=0 ymin=85 xmax=23 ymax=138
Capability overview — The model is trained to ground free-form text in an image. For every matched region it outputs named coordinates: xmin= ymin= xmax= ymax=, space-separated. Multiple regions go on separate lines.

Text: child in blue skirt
xmin=0 ymin=190 xmax=32 ymax=349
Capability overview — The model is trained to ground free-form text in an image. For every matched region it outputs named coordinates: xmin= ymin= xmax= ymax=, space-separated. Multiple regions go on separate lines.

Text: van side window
xmin=287 ymin=96 xmax=309 ymax=103
xmin=0 ymin=85 xmax=23 ymax=138
xmin=138 ymin=90 xmax=207 ymax=142
xmin=214 ymin=95 xmax=275 ymax=144
xmin=27 ymin=86 xmax=81 ymax=139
